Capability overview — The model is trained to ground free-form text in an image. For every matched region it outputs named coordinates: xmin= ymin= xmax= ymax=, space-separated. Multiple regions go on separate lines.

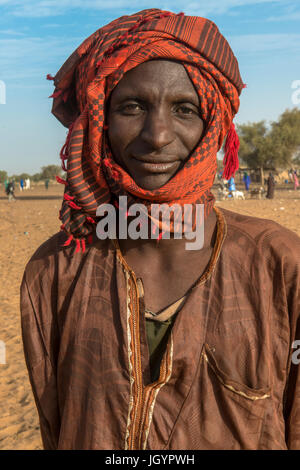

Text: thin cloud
xmin=0 ymin=35 xmax=84 ymax=80
xmin=266 ymin=11 xmax=300 ymax=21
xmin=184 ymin=0 xmax=284 ymax=16
xmin=228 ymin=32 xmax=300 ymax=54
xmin=42 ymin=23 xmax=61 ymax=28
xmin=0 ymin=29 xmax=25 ymax=35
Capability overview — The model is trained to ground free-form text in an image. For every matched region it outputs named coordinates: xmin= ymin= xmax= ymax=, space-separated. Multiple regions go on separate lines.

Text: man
xmin=293 ymin=170 xmax=299 ymax=191
xmin=266 ymin=172 xmax=275 ymax=199
xmin=25 ymin=177 xmax=31 ymax=190
xmin=20 ymin=9 xmax=300 ymax=450
xmin=243 ymin=171 xmax=251 ymax=191
xmin=6 ymin=180 xmax=15 ymax=202
xmin=228 ymin=175 xmax=236 ymax=198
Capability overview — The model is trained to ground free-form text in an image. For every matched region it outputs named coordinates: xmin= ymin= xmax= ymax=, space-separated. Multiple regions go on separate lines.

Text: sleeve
xmin=280 ymin=232 xmax=300 ymax=449
xmin=20 ymin=267 xmax=60 ymax=450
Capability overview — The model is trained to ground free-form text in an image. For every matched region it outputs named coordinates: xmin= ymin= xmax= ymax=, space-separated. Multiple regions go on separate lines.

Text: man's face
xmin=107 ymin=60 xmax=204 ymax=190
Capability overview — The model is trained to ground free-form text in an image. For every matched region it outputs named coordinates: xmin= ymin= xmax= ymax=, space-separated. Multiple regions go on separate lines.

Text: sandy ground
xmin=0 ymin=182 xmax=299 ymax=450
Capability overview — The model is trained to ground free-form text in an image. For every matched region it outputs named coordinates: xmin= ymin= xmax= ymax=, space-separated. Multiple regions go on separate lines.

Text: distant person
xmin=4 ymin=179 xmax=9 ymax=192
xmin=25 ymin=178 xmax=31 ymax=190
xmin=20 ymin=179 xmax=24 ymax=191
xmin=242 ymin=171 xmax=251 ymax=191
xmin=6 ymin=181 xmax=15 ymax=202
xmin=266 ymin=172 xmax=275 ymax=199
xmin=45 ymin=178 xmax=50 ymax=190
xmin=228 ymin=176 xmax=236 ymax=191
xmin=293 ymin=171 xmax=299 ymax=191
xmin=228 ymin=175 xmax=236 ymax=197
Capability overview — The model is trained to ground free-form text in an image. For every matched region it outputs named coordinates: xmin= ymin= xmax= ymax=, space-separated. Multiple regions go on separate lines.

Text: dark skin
xmin=107 ymin=60 xmax=217 ymax=313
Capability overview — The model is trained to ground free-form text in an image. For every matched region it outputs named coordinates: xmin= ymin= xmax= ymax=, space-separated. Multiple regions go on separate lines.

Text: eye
xmin=120 ymin=103 xmax=144 ymax=114
xmin=175 ymin=105 xmax=199 ymax=116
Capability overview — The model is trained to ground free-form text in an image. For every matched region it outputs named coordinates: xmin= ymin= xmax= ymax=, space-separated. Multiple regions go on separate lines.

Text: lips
xmin=132 ymin=155 xmax=178 ymax=164
xmin=131 ymin=155 xmax=180 ymax=173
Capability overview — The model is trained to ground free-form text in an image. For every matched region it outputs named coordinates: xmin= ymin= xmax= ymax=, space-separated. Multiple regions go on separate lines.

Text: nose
xmin=139 ymin=108 xmax=175 ymax=150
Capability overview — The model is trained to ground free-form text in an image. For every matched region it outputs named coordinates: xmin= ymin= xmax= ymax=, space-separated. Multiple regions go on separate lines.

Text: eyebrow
xmin=112 ymin=89 xmax=200 ymax=107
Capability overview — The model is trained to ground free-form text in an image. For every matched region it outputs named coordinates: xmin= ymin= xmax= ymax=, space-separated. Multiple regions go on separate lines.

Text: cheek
xmin=107 ymin=117 xmax=127 ymax=163
xmin=179 ymin=119 xmax=204 ymax=156
xmin=182 ymin=119 xmax=204 ymax=151
xmin=107 ymin=115 xmax=139 ymax=155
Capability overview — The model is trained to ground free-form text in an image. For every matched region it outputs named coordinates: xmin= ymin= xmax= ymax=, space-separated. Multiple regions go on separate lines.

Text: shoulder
xmin=218 ymin=207 xmax=300 ymax=270
xmin=219 ymin=206 xmax=300 ymax=246
xmin=22 ymin=232 xmax=65 ymax=279
xmin=28 ymin=231 xmax=65 ymax=261
xmin=21 ymin=232 xmax=113 ymax=286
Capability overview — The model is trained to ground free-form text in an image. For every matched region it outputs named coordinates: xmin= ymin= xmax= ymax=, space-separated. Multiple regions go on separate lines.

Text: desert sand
xmin=0 ymin=183 xmax=299 ymax=450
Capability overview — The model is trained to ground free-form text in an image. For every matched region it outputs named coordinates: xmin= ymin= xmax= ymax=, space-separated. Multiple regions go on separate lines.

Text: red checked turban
xmin=48 ymin=8 xmax=244 ymax=251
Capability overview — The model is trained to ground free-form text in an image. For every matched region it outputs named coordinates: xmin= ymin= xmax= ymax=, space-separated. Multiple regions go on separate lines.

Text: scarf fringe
xmin=49 ymin=89 xmax=63 ymax=99
xmin=63 ymin=234 xmax=73 ymax=246
xmin=64 ymin=193 xmax=75 ymax=201
xmin=56 ymin=175 xmax=68 ymax=185
xmin=67 ymin=200 xmax=82 ymax=210
xmin=60 ymin=122 xmax=75 ymax=171
xmin=62 ymin=233 xmax=92 ymax=253
xmin=86 ymin=216 xmax=96 ymax=224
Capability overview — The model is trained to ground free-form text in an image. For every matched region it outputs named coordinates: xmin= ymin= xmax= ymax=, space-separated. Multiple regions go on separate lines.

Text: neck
xmin=117 ymin=206 xmax=217 ymax=256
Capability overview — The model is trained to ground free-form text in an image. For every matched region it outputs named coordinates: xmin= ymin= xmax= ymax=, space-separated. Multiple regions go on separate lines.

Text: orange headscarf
xmin=49 ymin=8 xmax=244 ymax=251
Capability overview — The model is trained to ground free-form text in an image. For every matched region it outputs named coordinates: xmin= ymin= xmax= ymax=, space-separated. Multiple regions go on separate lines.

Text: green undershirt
xmin=145 ymin=316 xmax=177 ymax=383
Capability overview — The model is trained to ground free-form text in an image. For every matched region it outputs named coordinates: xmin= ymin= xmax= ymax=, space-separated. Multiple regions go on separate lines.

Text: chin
xmin=134 ymin=174 xmax=172 ymax=190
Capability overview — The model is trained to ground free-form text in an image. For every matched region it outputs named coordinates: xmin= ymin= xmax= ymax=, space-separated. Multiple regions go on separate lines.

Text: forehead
xmin=110 ymin=60 xmax=198 ymax=102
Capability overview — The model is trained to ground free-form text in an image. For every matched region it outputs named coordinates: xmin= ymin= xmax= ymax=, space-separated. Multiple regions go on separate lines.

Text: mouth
xmin=131 ymin=156 xmax=179 ymax=174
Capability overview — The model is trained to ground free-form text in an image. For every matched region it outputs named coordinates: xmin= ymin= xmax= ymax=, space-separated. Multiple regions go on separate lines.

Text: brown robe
xmin=266 ymin=175 xmax=275 ymax=199
xmin=20 ymin=207 xmax=300 ymax=450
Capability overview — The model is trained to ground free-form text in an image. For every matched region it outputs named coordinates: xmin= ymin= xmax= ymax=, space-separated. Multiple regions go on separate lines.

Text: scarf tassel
xmin=62 ymin=234 xmax=88 ymax=253
xmin=67 ymin=200 xmax=82 ymax=210
xmin=64 ymin=193 xmax=75 ymax=201
xmin=59 ymin=122 xmax=75 ymax=171
xmin=86 ymin=216 xmax=96 ymax=224
xmin=49 ymin=89 xmax=63 ymax=99
xmin=75 ymin=238 xmax=87 ymax=253
xmin=56 ymin=175 xmax=68 ymax=185
xmin=63 ymin=234 xmax=73 ymax=247
xmin=75 ymin=239 xmax=81 ymax=253
xmin=222 ymin=122 xmax=240 ymax=180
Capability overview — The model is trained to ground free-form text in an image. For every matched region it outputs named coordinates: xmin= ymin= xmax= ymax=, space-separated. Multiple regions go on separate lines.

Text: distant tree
xmin=237 ymin=108 xmax=300 ymax=184
xmin=32 ymin=173 xmax=42 ymax=182
xmin=268 ymin=108 xmax=300 ymax=167
xmin=216 ymin=158 xmax=223 ymax=172
xmin=18 ymin=173 xmax=31 ymax=181
xmin=237 ymin=121 xmax=269 ymax=167
xmin=0 ymin=170 xmax=7 ymax=183
xmin=293 ymin=150 xmax=300 ymax=167
xmin=40 ymin=165 xmax=63 ymax=180
xmin=237 ymin=121 xmax=271 ymax=184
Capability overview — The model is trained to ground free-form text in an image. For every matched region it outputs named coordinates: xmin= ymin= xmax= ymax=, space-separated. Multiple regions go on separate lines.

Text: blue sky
xmin=0 ymin=0 xmax=300 ymax=174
